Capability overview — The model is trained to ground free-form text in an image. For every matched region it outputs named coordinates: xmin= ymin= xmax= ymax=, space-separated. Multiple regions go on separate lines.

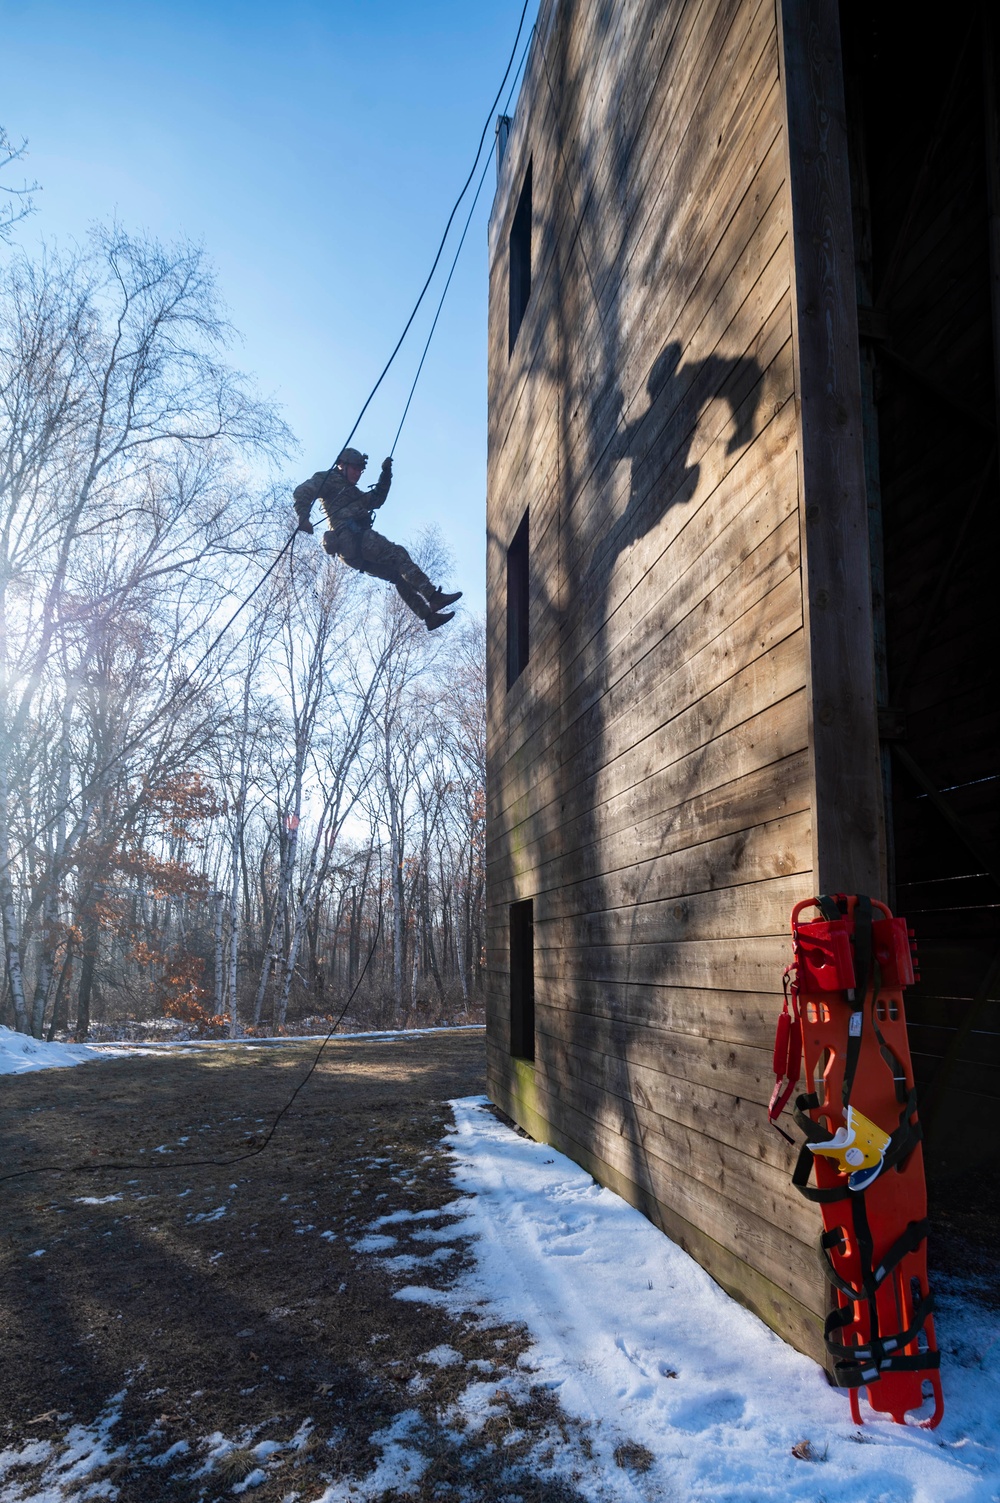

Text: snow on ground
xmin=425 ymin=1095 xmax=1000 ymax=1503
xmin=0 ymin=1022 xmax=483 ymax=1068
xmin=0 ymin=1390 xmax=127 ymax=1500
xmin=0 ymin=1026 xmax=102 ymax=1076
xmin=6 ymin=1050 xmax=997 ymax=1500
xmin=91 ymin=1024 xmax=485 ymax=1055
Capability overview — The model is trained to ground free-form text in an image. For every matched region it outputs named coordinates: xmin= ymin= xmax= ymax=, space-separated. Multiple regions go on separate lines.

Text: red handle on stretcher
xmin=767 ymin=972 xmax=802 ymax=1132
xmin=789 ymin=896 xmax=894 ymax=926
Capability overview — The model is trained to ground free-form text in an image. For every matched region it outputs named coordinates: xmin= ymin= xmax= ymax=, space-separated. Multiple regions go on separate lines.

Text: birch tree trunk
xmin=275 ymin=822 xmax=324 ymax=1031
xmin=227 ymin=825 xmax=241 ymax=1039
xmin=0 ymin=763 xmax=28 ymax=1032
xmin=213 ymin=891 xmax=225 ymax=1016
xmin=389 ymin=802 xmax=405 ymax=1017
xmin=29 ymin=880 xmax=59 ymax=1038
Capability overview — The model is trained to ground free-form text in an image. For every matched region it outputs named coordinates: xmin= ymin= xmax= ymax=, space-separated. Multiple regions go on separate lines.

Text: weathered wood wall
xmin=485 ymin=0 xmax=880 ymax=1362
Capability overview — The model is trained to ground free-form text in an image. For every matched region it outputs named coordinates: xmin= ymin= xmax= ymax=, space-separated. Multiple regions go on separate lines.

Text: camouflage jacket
xmin=293 ymin=466 xmax=391 ymax=532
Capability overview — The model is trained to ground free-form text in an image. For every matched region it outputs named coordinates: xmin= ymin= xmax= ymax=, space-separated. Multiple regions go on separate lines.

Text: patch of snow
xmin=451 ymin=1378 xmax=510 ymax=1434
xmin=191 ymin=1431 xmax=235 ymax=1478
xmin=92 ymin=1024 xmax=484 ymax=1053
xmin=370 ymin=1207 xmax=446 ymax=1226
xmin=0 ymin=1389 xmax=127 ymax=1500
xmin=233 ymin=1467 xmax=267 ymax=1492
xmin=0 ymin=1025 xmax=102 ymax=1076
xmin=252 ymin=1441 xmax=282 ymax=1460
xmin=351 ymin=1233 xmax=396 ymax=1254
xmin=392 ymin=1285 xmax=455 ymax=1309
xmin=380 ymin=1253 xmax=426 ymax=1273
xmin=29 ymin=1249 xmax=45 ymax=1258
xmin=75 ymin=1196 xmax=122 ymax=1206
xmin=290 ymin=1421 xmax=312 ymax=1450
xmin=315 ymin=1410 xmax=428 ymax=1502
xmin=437 ymin=1096 xmax=1000 ymax=1503
xmin=418 ymin=1344 xmax=462 ymax=1367
xmin=410 ymin=1223 xmax=466 ymax=1244
xmin=423 ymin=1246 xmax=458 ymax=1265
xmin=149 ymin=1438 xmax=189 ymax=1468
xmin=190 ymin=1206 xmax=227 ymax=1224
xmin=0 ymin=1440 xmax=51 ymax=1485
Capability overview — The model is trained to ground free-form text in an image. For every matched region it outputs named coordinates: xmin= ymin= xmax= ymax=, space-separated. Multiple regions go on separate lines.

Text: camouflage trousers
xmin=324 ymin=525 xmax=435 ymax=620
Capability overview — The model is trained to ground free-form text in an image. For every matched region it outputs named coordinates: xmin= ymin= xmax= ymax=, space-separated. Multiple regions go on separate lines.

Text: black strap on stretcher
xmin=789 ymin=893 xmax=935 ymax=1388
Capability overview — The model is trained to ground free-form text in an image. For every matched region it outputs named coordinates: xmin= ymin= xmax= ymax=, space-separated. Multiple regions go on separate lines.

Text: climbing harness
xmin=769 ymin=893 xmax=943 ymax=1427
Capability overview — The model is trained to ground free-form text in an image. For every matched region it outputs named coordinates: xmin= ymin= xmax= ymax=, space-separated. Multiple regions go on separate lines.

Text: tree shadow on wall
xmin=572 ymin=335 xmax=772 ymax=1240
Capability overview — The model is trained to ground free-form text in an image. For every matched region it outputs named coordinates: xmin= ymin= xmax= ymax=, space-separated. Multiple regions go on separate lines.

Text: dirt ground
xmin=0 ymin=1031 xmax=597 ymax=1503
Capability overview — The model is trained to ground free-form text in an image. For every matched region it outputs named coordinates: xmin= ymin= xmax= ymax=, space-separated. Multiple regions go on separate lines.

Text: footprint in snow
xmin=668 ymin=1389 xmax=746 ymax=1433
xmin=615 ymin=1335 xmax=649 ymax=1372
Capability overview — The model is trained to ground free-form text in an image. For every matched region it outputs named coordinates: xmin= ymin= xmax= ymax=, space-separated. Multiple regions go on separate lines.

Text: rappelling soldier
xmin=293 ymin=449 xmax=462 ymax=630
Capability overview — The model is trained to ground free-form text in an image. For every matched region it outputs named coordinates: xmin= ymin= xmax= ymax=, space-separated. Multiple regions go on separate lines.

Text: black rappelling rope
xmin=338 ymin=0 xmax=533 ymax=459
xmin=2 ymin=5 xmax=537 ymax=877
xmin=0 ymin=908 xmax=383 ymax=1187
xmin=390 ymin=25 xmax=536 ymax=458
xmin=2 ymin=8 xmax=534 ymax=1149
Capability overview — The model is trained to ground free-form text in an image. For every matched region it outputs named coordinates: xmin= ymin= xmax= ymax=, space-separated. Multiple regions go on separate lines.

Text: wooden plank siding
xmin=485 ymin=0 xmax=883 ymax=1364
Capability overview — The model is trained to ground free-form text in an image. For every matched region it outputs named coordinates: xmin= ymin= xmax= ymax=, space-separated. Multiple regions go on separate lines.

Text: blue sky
xmin=1 ymin=0 xmax=538 ymax=612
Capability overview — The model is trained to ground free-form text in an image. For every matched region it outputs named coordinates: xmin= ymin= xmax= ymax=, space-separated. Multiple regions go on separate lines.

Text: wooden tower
xmin=485 ymin=0 xmax=1000 ymax=1362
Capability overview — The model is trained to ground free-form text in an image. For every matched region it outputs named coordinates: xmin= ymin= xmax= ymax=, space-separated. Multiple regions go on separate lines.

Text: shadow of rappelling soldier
xmin=293 ymin=448 xmax=462 ymax=630
xmin=601 ymin=342 xmax=763 ymax=570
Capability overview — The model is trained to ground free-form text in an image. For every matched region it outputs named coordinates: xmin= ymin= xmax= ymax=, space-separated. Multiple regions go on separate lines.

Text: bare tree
xmin=0 ymin=227 xmax=487 ymax=1040
xmin=0 ymin=127 xmax=38 ymax=244
xmin=0 ymin=228 xmax=290 ymax=1032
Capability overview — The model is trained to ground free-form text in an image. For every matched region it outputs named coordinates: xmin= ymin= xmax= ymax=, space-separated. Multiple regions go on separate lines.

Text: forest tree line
xmin=0 ymin=226 xmax=485 ymax=1040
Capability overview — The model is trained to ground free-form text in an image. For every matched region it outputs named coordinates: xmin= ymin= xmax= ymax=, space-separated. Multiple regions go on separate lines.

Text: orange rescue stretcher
xmin=768 ymin=893 xmax=944 ymax=1427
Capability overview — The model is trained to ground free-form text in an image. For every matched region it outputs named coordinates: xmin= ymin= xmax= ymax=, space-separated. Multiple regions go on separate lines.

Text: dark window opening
xmin=509 ymin=899 xmax=534 ymax=1061
xmin=495 ymin=114 xmax=512 ymax=184
xmin=506 ymin=507 xmax=529 ymax=689
xmin=508 ymin=160 xmax=532 ymax=355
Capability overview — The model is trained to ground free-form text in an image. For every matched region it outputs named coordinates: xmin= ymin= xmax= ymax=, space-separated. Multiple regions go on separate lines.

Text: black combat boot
xmin=426 ymin=610 xmax=455 ymax=631
xmin=426 ymin=587 xmax=463 ymax=611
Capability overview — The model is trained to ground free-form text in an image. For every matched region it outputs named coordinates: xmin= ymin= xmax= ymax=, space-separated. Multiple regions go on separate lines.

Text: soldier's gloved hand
xmin=380 ymin=457 xmax=392 ymax=475
xmin=295 ymin=511 xmax=314 ymax=535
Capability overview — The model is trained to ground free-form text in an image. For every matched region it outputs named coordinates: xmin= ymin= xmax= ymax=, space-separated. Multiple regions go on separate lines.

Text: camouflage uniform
xmin=292 ymin=464 xmax=437 ymax=620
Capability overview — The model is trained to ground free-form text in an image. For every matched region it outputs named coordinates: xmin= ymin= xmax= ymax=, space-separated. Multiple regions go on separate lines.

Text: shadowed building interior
xmin=485 ymin=0 xmax=1000 ymax=1365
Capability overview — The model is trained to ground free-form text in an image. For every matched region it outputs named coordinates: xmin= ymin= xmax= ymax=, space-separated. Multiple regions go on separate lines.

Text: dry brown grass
xmin=0 ymin=1031 xmax=603 ymax=1502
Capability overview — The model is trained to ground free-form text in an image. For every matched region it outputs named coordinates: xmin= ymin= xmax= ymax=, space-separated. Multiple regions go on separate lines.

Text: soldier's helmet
xmin=336 ymin=447 xmax=368 ymax=471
